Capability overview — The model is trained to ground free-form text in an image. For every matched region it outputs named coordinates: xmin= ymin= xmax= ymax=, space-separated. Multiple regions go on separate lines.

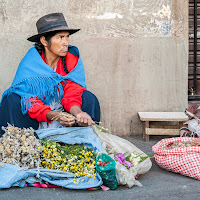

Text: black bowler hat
xmin=27 ymin=13 xmax=80 ymax=42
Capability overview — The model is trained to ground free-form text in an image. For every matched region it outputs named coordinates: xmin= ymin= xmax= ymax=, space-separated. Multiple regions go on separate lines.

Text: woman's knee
xmin=0 ymin=93 xmax=39 ymax=131
xmin=82 ymin=90 xmax=99 ymax=106
xmin=0 ymin=93 xmax=20 ymax=112
xmin=3 ymin=93 xmax=20 ymax=105
xmin=81 ymin=90 xmax=100 ymax=122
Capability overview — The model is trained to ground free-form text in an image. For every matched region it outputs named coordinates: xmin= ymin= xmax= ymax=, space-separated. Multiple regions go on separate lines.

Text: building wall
xmin=0 ymin=0 xmax=188 ymax=136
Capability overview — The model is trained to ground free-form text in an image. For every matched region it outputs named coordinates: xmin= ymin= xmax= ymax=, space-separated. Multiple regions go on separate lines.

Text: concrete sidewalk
xmin=0 ymin=135 xmax=200 ymax=200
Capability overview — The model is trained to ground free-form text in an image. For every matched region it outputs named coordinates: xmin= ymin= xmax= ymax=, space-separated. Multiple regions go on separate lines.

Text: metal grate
xmin=188 ymin=0 xmax=200 ymax=100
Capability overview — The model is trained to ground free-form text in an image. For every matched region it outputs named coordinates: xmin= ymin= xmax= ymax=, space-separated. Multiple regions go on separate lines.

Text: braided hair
xmin=34 ymin=31 xmax=69 ymax=74
xmin=34 ymin=41 xmax=44 ymax=55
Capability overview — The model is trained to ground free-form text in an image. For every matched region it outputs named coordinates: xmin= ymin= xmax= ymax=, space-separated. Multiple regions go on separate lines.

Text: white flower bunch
xmin=0 ymin=124 xmax=43 ymax=170
xmin=129 ymin=153 xmax=142 ymax=167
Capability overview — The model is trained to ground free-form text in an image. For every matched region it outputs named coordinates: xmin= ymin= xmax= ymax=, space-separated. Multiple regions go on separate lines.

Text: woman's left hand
xmin=76 ymin=111 xmax=95 ymax=126
xmin=70 ymin=105 xmax=95 ymax=126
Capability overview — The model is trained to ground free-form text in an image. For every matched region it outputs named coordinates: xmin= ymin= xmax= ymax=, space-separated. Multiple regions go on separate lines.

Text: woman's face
xmin=43 ymin=31 xmax=70 ymax=57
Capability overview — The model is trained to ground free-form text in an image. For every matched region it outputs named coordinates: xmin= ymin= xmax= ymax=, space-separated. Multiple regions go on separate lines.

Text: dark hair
xmin=34 ymin=31 xmax=69 ymax=74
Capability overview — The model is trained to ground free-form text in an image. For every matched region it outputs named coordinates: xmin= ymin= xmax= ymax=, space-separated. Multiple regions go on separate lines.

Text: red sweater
xmin=27 ymin=52 xmax=86 ymax=122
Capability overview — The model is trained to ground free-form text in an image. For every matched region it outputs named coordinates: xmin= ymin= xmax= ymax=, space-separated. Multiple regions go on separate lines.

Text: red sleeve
xmin=62 ymin=81 xmax=86 ymax=112
xmin=28 ymin=98 xmax=51 ymax=122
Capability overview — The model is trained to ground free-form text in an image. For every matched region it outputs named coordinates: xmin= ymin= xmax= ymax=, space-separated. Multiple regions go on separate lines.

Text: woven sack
xmin=152 ymin=137 xmax=200 ymax=180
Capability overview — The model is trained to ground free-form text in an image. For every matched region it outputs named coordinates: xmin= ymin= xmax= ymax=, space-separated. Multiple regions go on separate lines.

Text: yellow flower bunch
xmin=40 ymin=139 xmax=97 ymax=185
xmin=93 ymin=122 xmax=112 ymax=134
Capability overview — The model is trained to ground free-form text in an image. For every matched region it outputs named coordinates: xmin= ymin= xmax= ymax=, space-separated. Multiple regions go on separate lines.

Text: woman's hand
xmin=47 ymin=111 xmax=75 ymax=127
xmin=76 ymin=111 xmax=95 ymax=126
xmin=70 ymin=105 xmax=95 ymax=126
xmin=57 ymin=112 xmax=75 ymax=127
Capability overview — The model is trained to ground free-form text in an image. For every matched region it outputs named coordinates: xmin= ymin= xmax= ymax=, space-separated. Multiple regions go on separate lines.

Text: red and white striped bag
xmin=152 ymin=137 xmax=200 ymax=180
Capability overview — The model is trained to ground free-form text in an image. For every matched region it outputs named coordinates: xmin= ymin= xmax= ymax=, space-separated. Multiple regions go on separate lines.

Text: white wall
xmin=0 ymin=0 xmax=188 ymax=135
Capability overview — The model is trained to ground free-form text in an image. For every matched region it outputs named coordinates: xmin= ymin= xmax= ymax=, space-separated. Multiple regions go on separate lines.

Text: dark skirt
xmin=0 ymin=90 xmax=100 ymax=135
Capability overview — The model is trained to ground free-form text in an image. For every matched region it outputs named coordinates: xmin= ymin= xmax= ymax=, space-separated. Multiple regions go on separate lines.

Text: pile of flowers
xmin=0 ymin=124 xmax=42 ymax=169
xmin=0 ymin=125 xmax=103 ymax=185
xmin=40 ymin=139 xmax=98 ymax=184
xmin=114 ymin=152 xmax=151 ymax=170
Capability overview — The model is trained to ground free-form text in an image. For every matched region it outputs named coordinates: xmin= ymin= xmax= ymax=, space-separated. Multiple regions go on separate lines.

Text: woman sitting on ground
xmin=0 ymin=13 xmax=100 ymax=135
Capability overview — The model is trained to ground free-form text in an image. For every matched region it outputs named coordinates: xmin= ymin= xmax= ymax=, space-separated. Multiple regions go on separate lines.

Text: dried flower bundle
xmin=51 ymin=112 xmax=112 ymax=134
xmin=0 ymin=124 xmax=43 ymax=170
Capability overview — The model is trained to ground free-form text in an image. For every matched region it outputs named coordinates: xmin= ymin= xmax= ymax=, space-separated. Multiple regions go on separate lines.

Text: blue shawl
xmin=1 ymin=45 xmax=86 ymax=114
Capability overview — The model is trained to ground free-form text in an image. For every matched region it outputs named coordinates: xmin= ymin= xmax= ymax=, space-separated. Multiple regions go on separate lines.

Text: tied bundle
xmin=51 ymin=112 xmax=112 ymax=134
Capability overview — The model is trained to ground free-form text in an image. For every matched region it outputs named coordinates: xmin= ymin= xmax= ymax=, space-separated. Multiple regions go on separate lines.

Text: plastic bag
xmin=96 ymin=153 xmax=118 ymax=190
xmin=92 ymin=126 xmax=152 ymax=188
xmin=180 ymin=109 xmax=200 ymax=137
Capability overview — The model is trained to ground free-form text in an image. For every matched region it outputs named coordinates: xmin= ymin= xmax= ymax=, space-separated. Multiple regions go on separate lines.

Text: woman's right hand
xmin=47 ymin=111 xmax=75 ymax=127
xmin=57 ymin=113 xmax=75 ymax=127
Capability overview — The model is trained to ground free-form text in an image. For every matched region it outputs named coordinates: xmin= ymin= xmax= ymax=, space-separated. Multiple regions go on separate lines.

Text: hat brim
xmin=27 ymin=27 xmax=80 ymax=42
